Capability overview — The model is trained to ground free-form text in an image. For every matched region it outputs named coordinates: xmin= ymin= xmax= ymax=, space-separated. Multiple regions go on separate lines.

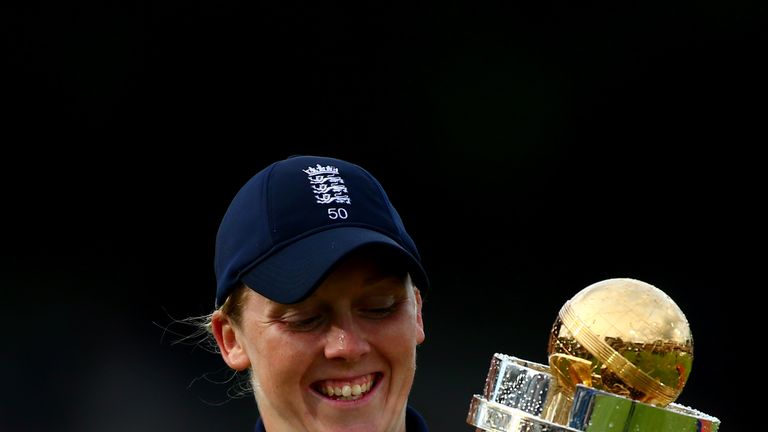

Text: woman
xmin=207 ymin=155 xmax=430 ymax=431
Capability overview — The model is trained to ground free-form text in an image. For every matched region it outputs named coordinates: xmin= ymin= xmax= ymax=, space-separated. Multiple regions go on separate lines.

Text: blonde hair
xmin=208 ymin=284 xmax=250 ymax=331
xmin=158 ymin=284 xmax=254 ymax=402
xmin=160 ymin=284 xmax=250 ymax=354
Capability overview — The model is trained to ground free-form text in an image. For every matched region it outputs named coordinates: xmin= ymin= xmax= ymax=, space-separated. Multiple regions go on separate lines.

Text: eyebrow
xmin=262 ymin=300 xmax=307 ymax=318
xmin=363 ymin=272 xmax=404 ymax=285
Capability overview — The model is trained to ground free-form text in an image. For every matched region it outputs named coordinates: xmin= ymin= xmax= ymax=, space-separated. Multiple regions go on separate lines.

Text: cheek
xmin=370 ymin=315 xmax=420 ymax=361
xmin=249 ymin=332 xmax=319 ymax=392
xmin=373 ymin=320 xmax=419 ymax=397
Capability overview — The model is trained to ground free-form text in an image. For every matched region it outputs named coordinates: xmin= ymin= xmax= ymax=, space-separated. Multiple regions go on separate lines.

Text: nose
xmin=324 ymin=318 xmax=370 ymax=362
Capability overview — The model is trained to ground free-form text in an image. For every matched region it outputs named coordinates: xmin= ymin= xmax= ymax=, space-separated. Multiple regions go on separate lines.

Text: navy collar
xmin=254 ymin=405 xmax=428 ymax=431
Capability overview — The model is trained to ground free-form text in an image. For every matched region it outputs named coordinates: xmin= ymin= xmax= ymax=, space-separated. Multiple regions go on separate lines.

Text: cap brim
xmin=240 ymin=226 xmax=428 ymax=304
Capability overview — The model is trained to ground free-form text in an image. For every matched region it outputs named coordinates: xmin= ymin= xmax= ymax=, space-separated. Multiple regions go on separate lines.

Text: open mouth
xmin=312 ymin=372 xmax=381 ymax=401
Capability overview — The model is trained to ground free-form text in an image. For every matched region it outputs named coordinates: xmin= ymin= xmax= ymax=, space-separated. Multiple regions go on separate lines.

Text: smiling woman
xmin=203 ymin=155 xmax=430 ymax=432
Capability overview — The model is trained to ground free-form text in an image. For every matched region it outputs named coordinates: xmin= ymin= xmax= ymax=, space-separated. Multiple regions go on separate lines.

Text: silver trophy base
xmin=467 ymin=354 xmax=720 ymax=432
xmin=468 ymin=395 xmax=580 ymax=432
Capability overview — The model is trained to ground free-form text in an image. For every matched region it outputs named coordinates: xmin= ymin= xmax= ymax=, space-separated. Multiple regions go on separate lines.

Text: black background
xmin=3 ymin=1 xmax=763 ymax=431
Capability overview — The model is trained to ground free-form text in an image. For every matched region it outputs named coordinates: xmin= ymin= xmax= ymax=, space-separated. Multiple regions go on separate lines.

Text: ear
xmin=413 ymin=288 xmax=425 ymax=345
xmin=211 ymin=310 xmax=251 ymax=371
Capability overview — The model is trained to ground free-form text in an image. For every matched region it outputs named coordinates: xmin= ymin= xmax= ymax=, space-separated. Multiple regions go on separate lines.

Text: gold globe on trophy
xmin=547 ymin=278 xmax=693 ymax=409
xmin=466 ymin=277 xmax=718 ymax=432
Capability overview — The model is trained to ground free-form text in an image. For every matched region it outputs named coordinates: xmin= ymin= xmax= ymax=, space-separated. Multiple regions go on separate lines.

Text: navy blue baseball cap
xmin=214 ymin=155 xmax=429 ymax=307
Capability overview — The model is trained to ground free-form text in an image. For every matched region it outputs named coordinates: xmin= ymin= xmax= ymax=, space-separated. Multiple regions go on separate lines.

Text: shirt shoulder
xmin=253 ymin=406 xmax=428 ymax=432
xmin=253 ymin=417 xmax=265 ymax=432
xmin=406 ymin=405 xmax=429 ymax=432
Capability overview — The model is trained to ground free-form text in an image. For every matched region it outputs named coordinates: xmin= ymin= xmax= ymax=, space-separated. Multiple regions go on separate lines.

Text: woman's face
xmin=224 ymin=251 xmax=425 ymax=432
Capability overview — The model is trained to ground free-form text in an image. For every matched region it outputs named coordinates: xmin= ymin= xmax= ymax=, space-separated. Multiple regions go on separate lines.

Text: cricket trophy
xmin=466 ymin=278 xmax=721 ymax=431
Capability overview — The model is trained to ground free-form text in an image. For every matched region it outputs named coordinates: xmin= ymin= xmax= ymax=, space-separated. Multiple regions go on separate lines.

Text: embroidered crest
xmin=302 ymin=164 xmax=351 ymax=205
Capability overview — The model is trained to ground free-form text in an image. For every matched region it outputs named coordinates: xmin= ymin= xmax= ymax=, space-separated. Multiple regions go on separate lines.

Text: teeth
xmin=318 ymin=375 xmax=376 ymax=400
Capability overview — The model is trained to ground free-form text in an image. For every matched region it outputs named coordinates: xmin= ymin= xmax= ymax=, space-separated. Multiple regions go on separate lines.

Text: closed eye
xmin=360 ymin=304 xmax=398 ymax=319
xmin=284 ymin=315 xmax=325 ymax=332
